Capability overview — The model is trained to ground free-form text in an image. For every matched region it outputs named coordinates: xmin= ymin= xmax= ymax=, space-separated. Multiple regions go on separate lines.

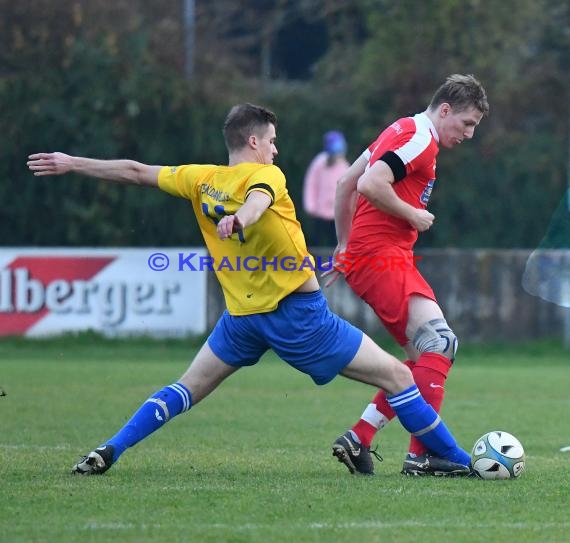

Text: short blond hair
xmin=429 ymin=74 xmax=489 ymax=116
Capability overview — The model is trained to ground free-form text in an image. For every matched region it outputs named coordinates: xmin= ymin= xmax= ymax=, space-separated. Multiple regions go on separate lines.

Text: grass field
xmin=1 ymin=336 xmax=569 ymax=543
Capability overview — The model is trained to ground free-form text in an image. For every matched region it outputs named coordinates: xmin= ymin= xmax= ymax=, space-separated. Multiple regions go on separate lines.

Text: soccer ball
xmin=471 ymin=431 xmax=525 ymax=480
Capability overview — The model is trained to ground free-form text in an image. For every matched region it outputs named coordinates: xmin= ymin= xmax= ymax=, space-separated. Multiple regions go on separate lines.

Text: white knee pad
xmin=412 ymin=318 xmax=458 ymax=360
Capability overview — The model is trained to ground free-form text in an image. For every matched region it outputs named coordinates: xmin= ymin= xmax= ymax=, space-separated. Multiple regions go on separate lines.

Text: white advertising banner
xmin=0 ymin=248 xmax=208 ymax=337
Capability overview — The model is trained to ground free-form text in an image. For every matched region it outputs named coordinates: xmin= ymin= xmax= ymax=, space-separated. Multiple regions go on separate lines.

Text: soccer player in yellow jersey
xmin=28 ymin=103 xmax=473 ymax=476
xmin=160 ymin=156 xmax=313 ymax=315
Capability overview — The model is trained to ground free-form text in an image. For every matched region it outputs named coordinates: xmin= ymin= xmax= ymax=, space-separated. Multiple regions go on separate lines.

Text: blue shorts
xmin=207 ymin=290 xmax=363 ymax=385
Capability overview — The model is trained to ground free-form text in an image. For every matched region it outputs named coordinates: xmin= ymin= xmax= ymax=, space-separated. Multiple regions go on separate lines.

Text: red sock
xmin=407 ymin=352 xmax=452 ymax=456
xmin=352 ymin=360 xmax=414 ymax=448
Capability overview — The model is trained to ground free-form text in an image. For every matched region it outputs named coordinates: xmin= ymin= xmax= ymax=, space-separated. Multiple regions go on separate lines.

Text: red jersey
xmin=347 ymin=112 xmax=439 ymax=253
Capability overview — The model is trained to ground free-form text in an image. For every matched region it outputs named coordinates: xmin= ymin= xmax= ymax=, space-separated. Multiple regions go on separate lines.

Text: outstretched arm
xmin=27 ymin=152 xmax=162 ymax=187
xmin=217 ymin=190 xmax=272 ymax=239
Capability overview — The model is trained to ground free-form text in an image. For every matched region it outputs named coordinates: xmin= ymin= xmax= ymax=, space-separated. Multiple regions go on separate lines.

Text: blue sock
xmin=388 ymin=385 xmax=470 ymax=466
xmin=105 ymin=382 xmax=192 ymax=463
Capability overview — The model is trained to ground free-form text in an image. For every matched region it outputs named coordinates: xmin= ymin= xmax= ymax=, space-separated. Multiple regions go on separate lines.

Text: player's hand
xmin=27 ymin=152 xmax=74 ymax=176
xmin=322 ymin=245 xmax=344 ymax=288
xmin=217 ymin=215 xmax=244 ymax=240
xmin=409 ymin=209 xmax=435 ymax=232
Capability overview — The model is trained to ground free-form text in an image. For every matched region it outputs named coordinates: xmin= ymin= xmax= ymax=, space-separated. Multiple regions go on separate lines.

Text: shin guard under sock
xmin=408 ymin=353 xmax=452 ymax=456
xmin=106 ymin=382 xmax=192 ymax=463
xmin=388 ymin=384 xmax=470 ymax=465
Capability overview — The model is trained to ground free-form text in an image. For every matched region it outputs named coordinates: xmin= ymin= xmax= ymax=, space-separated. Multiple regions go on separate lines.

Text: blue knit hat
xmin=323 ymin=131 xmax=346 ymax=155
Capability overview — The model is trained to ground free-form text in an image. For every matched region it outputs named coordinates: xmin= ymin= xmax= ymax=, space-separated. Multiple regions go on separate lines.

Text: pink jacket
xmin=303 ymin=152 xmax=349 ymax=220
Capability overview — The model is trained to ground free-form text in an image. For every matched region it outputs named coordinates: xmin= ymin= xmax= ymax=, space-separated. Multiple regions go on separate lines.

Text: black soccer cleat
xmin=401 ymin=453 xmax=471 ymax=477
xmin=332 ymin=431 xmax=382 ymax=475
xmin=72 ymin=445 xmax=115 ymax=475
xmin=467 ymin=465 xmax=482 ymax=478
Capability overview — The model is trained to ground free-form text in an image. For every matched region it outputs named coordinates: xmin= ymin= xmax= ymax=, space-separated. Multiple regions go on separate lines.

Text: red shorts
xmin=344 ymin=247 xmax=436 ymax=346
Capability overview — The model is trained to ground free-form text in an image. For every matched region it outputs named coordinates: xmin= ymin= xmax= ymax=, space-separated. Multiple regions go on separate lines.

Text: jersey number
xmin=202 ymin=203 xmax=245 ymax=242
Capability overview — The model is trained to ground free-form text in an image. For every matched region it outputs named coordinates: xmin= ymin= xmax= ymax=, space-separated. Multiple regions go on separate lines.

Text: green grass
xmin=1 ymin=337 xmax=569 ymax=543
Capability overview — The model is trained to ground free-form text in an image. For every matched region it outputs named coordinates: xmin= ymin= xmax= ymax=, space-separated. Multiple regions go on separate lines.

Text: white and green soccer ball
xmin=471 ymin=431 xmax=525 ymax=480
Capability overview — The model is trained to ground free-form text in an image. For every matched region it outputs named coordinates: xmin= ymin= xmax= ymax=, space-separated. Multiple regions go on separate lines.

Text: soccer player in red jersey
xmin=327 ymin=74 xmax=489 ymax=476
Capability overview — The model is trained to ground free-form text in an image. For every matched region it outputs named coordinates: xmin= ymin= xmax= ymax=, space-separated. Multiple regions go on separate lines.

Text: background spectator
xmin=303 ymin=131 xmax=349 ymax=247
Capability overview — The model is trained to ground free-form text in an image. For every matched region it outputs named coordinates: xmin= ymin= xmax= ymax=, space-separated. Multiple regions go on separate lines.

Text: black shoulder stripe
xmin=379 ymin=151 xmax=406 ymax=182
xmin=246 ymin=183 xmax=275 ymax=204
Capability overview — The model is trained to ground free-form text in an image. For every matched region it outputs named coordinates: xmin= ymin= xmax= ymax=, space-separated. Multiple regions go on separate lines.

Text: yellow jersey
xmin=158 ymin=162 xmax=315 ymax=315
